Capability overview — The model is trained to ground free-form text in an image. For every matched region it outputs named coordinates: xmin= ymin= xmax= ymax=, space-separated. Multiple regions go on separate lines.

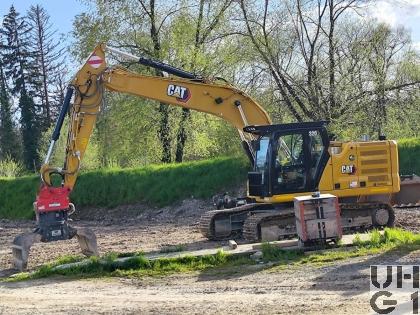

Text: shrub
xmin=0 ymin=156 xmax=24 ymax=178
xmin=398 ymin=138 xmax=420 ymax=175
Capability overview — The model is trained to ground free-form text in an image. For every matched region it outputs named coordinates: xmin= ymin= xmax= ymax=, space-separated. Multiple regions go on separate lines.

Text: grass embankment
xmin=398 ymin=138 xmax=420 ymax=175
xmin=0 ymin=138 xmax=418 ymax=220
xmin=6 ymin=228 xmax=420 ymax=282
xmin=0 ymin=157 xmax=248 ymax=219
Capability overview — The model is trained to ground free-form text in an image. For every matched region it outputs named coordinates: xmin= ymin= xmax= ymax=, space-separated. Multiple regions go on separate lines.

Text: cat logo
xmin=167 ymin=84 xmax=191 ymax=102
xmin=341 ymin=165 xmax=356 ymax=174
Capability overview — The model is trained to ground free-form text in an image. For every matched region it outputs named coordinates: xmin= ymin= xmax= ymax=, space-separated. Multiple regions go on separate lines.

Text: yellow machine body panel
xmin=253 ymin=140 xmax=400 ymax=203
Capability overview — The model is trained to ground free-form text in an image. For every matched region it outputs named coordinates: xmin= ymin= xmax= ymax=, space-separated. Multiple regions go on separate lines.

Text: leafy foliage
xmin=0 ymin=6 xmax=38 ymax=95
xmin=0 ymin=155 xmax=24 ymax=178
xmin=1 ymin=6 xmax=40 ymax=171
xmin=0 ymin=1 xmax=418 ymax=184
xmin=19 ymin=91 xmax=40 ymax=170
xmin=0 ymin=5 xmax=65 ymax=172
xmin=398 ymin=138 xmax=420 ymax=175
xmin=0 ymin=67 xmax=20 ymax=160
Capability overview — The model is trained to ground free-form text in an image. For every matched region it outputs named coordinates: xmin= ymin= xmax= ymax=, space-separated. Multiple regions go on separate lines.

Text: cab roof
xmin=243 ymin=121 xmax=328 ymax=136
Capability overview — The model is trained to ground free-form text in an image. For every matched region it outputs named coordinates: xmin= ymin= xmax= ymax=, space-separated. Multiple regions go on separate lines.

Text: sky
xmin=0 ymin=0 xmax=88 ymax=39
xmin=368 ymin=0 xmax=420 ymax=49
xmin=0 ymin=0 xmax=419 ymax=49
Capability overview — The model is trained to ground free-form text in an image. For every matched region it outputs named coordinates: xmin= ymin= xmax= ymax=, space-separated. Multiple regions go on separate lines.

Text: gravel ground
xmin=0 ymin=203 xmax=419 ymax=314
xmin=0 ymin=199 xmax=221 ymax=271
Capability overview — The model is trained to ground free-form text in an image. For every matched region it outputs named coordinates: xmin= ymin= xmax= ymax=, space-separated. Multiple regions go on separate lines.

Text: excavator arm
xmin=12 ymin=44 xmax=271 ymax=270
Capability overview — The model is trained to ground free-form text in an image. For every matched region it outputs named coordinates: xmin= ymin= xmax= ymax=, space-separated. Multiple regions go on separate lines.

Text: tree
xmin=72 ymin=0 xmax=176 ymax=163
xmin=364 ymin=24 xmax=417 ymax=137
xmin=174 ymin=0 xmax=233 ymax=162
xmin=49 ymin=67 xmax=68 ymax=113
xmin=141 ymin=0 xmax=173 ymax=163
xmin=1 ymin=6 xmax=40 ymax=170
xmin=238 ymin=0 xmax=419 ymax=137
xmin=68 ymin=0 xmax=420 ymax=167
xmin=71 ymin=0 xmax=239 ymax=164
xmin=238 ymin=0 xmax=366 ymax=122
xmin=239 ymin=0 xmax=310 ymax=122
xmin=28 ymin=4 xmax=64 ymax=128
xmin=0 ymin=58 xmax=20 ymax=160
xmin=19 ymin=91 xmax=38 ymax=169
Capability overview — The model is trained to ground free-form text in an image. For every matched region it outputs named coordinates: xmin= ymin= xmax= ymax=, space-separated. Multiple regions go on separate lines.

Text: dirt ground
xmin=0 ymin=201 xmax=419 ymax=315
xmin=0 ymin=199 xmax=221 ymax=271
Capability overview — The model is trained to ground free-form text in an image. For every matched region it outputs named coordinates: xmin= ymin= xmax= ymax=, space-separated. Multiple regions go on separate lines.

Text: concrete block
xmin=228 ymin=240 xmax=238 ymax=249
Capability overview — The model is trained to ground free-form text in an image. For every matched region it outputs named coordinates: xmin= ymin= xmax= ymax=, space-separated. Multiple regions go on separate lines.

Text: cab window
xmin=274 ymin=133 xmax=306 ymax=192
xmin=255 ymin=137 xmax=269 ymax=172
xmin=309 ymin=130 xmax=324 ymax=182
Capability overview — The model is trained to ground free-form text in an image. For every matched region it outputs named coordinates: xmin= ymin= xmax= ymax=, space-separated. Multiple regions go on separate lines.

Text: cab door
xmin=271 ymin=128 xmax=329 ymax=195
xmin=271 ymin=132 xmax=307 ymax=194
xmin=248 ymin=136 xmax=272 ymax=197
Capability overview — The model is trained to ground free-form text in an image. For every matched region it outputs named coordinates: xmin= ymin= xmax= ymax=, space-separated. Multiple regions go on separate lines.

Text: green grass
xmin=6 ymin=250 xmax=243 ymax=282
xmin=0 ymin=175 xmax=40 ymax=219
xmin=352 ymin=228 xmax=420 ymax=247
xmin=0 ymin=156 xmax=248 ymax=219
xmin=260 ymin=227 xmax=420 ymax=268
xmin=72 ymin=156 xmax=248 ymax=208
xmin=5 ymin=228 xmax=419 ymax=283
xmin=260 ymin=242 xmax=304 ymax=262
xmin=398 ymin=138 xmax=420 ymax=175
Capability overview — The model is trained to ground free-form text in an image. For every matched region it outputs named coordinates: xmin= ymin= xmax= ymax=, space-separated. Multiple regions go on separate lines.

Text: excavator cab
xmin=246 ymin=121 xmax=330 ymax=198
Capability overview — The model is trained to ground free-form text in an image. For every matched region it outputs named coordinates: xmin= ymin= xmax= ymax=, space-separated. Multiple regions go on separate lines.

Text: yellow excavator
xmin=12 ymin=44 xmax=403 ymax=270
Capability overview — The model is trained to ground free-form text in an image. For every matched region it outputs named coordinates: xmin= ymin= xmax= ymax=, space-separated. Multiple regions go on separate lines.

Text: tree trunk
xmin=34 ymin=6 xmax=51 ymax=127
xmin=328 ymin=0 xmax=336 ymax=118
xmin=175 ymin=108 xmax=191 ymax=162
xmin=150 ymin=0 xmax=172 ymax=162
xmin=158 ymin=104 xmax=172 ymax=163
xmin=174 ymin=0 xmax=205 ymax=162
